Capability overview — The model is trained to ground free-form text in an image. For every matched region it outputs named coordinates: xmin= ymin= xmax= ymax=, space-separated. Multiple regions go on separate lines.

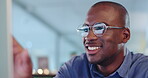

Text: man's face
xmin=83 ymin=6 xmax=125 ymax=65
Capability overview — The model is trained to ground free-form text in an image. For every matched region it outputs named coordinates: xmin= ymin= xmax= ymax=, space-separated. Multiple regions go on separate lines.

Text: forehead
xmin=85 ymin=5 xmax=121 ymax=26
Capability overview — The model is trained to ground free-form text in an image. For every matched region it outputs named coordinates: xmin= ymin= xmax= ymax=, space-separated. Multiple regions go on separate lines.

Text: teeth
xmin=88 ymin=47 xmax=99 ymax=50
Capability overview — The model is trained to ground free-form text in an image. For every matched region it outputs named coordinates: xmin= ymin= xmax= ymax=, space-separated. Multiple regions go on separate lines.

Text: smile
xmin=88 ymin=47 xmax=99 ymax=50
xmin=86 ymin=46 xmax=102 ymax=55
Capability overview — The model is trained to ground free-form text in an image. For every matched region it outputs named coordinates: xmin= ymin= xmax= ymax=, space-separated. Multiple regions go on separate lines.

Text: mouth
xmin=88 ymin=46 xmax=100 ymax=50
xmin=85 ymin=45 xmax=103 ymax=55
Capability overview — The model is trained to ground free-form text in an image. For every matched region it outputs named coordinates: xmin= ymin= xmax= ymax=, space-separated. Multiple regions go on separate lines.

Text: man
xmin=54 ymin=1 xmax=148 ymax=78
xmin=13 ymin=37 xmax=32 ymax=78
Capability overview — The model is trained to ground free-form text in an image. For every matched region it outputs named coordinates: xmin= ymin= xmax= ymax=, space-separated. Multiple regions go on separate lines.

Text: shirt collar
xmin=116 ymin=48 xmax=132 ymax=77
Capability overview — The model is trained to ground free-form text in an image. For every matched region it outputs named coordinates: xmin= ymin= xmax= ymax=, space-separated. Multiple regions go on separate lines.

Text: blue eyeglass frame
xmin=76 ymin=22 xmax=128 ymax=37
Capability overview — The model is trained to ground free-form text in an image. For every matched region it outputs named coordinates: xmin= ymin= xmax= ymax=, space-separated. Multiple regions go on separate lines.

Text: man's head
xmin=82 ymin=1 xmax=130 ymax=65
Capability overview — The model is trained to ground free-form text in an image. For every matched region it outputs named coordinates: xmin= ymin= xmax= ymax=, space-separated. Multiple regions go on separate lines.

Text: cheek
xmin=103 ymin=30 xmax=120 ymax=44
xmin=102 ymin=38 xmax=118 ymax=57
xmin=104 ymin=36 xmax=118 ymax=45
xmin=102 ymin=32 xmax=119 ymax=51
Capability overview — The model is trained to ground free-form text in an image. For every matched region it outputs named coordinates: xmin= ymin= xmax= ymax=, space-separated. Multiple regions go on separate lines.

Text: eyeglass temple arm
xmin=107 ymin=26 xmax=129 ymax=29
xmin=76 ymin=28 xmax=85 ymax=32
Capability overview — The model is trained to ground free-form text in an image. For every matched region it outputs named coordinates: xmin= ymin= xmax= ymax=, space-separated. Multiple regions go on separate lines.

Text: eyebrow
xmin=83 ymin=22 xmax=106 ymax=26
xmin=100 ymin=22 xmax=109 ymax=25
xmin=83 ymin=24 xmax=89 ymax=26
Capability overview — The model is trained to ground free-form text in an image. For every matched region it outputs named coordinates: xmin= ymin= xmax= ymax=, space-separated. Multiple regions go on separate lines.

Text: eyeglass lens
xmin=78 ymin=23 xmax=106 ymax=37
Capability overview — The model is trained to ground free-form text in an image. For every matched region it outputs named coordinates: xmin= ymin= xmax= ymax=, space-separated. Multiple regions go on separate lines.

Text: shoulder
xmin=130 ymin=52 xmax=148 ymax=65
xmin=128 ymin=52 xmax=148 ymax=77
xmin=63 ymin=53 xmax=89 ymax=72
xmin=66 ymin=53 xmax=88 ymax=66
xmin=54 ymin=53 xmax=88 ymax=78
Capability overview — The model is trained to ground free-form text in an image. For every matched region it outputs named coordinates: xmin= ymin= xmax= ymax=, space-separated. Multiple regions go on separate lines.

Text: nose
xmin=85 ymin=29 xmax=98 ymax=41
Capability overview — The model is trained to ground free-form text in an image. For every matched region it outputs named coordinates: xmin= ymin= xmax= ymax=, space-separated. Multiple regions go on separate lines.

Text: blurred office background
xmin=12 ymin=0 xmax=148 ymax=76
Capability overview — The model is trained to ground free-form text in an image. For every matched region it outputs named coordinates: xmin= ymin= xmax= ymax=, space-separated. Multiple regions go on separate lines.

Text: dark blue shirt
xmin=54 ymin=49 xmax=148 ymax=78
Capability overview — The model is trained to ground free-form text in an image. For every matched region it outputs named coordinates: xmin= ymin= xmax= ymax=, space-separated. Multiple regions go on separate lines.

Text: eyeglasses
xmin=76 ymin=22 xmax=128 ymax=37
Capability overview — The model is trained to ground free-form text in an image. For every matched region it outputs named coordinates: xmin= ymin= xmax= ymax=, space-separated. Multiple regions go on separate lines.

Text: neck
xmin=97 ymin=50 xmax=125 ymax=77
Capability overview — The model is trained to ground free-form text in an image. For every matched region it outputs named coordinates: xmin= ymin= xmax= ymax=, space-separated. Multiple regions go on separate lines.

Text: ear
xmin=121 ymin=28 xmax=130 ymax=43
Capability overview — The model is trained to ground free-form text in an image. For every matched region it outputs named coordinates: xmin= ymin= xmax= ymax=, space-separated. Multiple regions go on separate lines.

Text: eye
xmin=82 ymin=28 xmax=89 ymax=32
xmin=79 ymin=26 xmax=89 ymax=32
xmin=94 ymin=26 xmax=104 ymax=30
xmin=77 ymin=27 xmax=89 ymax=33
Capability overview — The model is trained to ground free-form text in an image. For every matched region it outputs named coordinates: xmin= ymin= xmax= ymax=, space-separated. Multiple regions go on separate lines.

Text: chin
xmin=87 ymin=55 xmax=103 ymax=64
xmin=88 ymin=60 xmax=99 ymax=64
